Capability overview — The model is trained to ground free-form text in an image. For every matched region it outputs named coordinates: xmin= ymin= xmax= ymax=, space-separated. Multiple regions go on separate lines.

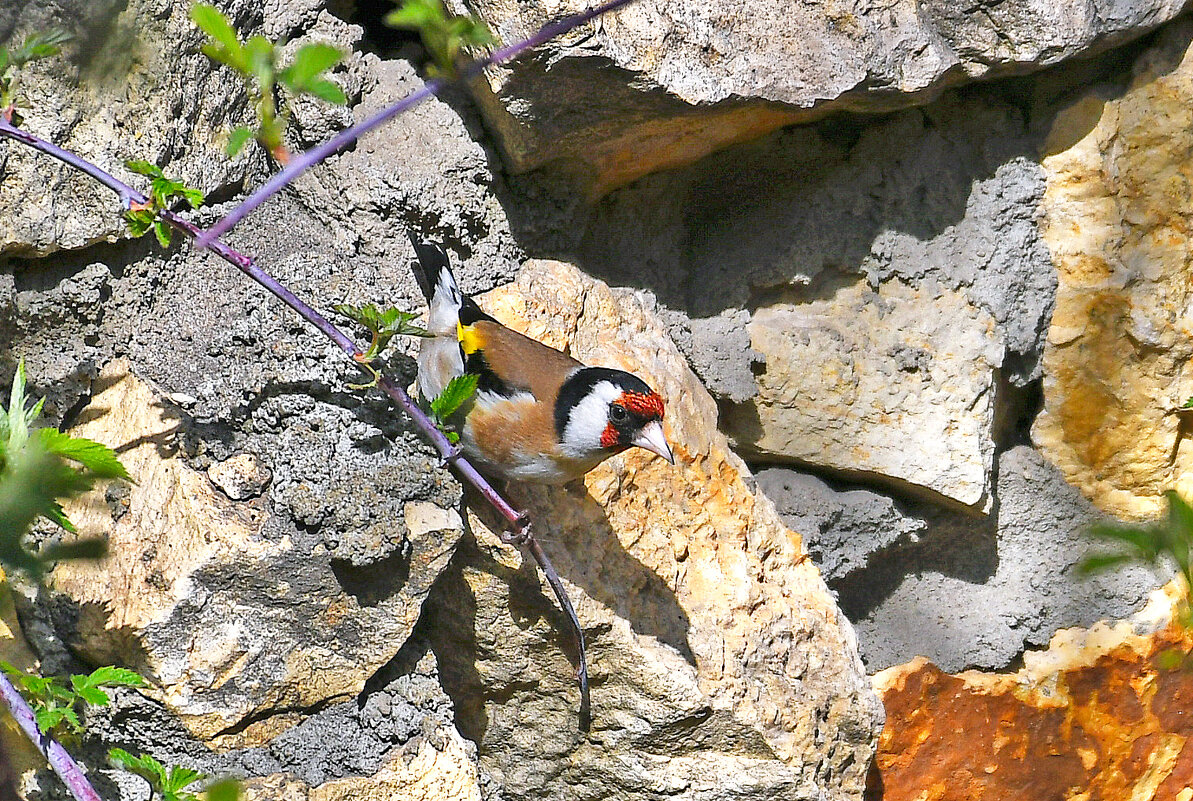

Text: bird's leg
xmin=499 ymin=510 xmax=532 ymax=546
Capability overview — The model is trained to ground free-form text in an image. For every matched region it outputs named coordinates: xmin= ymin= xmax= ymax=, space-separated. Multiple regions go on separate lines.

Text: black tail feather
xmin=406 ymin=232 xmax=498 ymax=325
xmin=407 ymin=232 xmax=452 ymax=302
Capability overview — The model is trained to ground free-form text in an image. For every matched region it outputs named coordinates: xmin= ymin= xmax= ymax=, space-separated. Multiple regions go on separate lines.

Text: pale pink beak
xmin=632 ymin=420 xmax=675 ymax=464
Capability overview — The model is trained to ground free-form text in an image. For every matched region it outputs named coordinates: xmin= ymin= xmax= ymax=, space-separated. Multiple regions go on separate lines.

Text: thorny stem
xmin=0 ymin=115 xmax=591 ymax=726
xmin=196 ymin=0 xmax=637 ymax=247
xmin=0 ymin=672 xmax=101 ymax=801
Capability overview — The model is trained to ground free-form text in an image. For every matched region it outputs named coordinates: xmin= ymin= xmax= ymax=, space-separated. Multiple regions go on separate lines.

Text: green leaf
xmin=42 ymin=501 xmax=78 ymax=533
xmin=73 ymin=685 xmax=110 ymax=707
xmin=153 ymin=219 xmax=173 ymax=248
xmin=110 ymin=748 xmax=168 ymax=785
xmin=191 ymin=4 xmax=245 ymax=71
xmin=11 ymin=30 xmax=71 ymax=65
xmin=125 ymin=160 xmax=165 ymax=179
xmin=302 ymin=78 xmax=346 ymax=105
xmin=243 ymin=35 xmax=275 ymax=80
xmin=431 ymin=374 xmax=477 ymax=421
xmin=205 ymin=778 xmax=242 ymax=801
xmin=1182 ymin=396 xmax=1193 ymax=409
xmin=226 ymin=126 xmax=255 ymax=157
xmin=124 ymin=209 xmax=155 ymax=237
xmin=164 ymin=765 xmax=203 ymax=794
xmin=280 ymin=42 xmax=342 ymax=89
xmin=180 ymin=187 xmax=206 ymax=208
xmin=38 ymin=429 xmax=129 ymax=480
xmin=1076 ymin=552 xmax=1136 ymax=574
xmin=85 ymin=665 xmax=146 ymax=689
xmin=385 ymin=0 xmax=444 ymax=31
xmin=0 ymin=48 xmax=10 ymax=75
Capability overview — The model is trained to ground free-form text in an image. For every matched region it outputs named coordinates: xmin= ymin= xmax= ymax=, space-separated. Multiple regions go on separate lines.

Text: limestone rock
xmin=1035 ymin=17 xmax=1193 ymax=520
xmin=241 ymin=721 xmax=483 ymax=801
xmin=0 ymin=0 xmax=335 ymax=256
xmin=422 ymin=260 xmax=882 ymax=800
xmin=872 ymin=584 xmax=1193 ymax=801
xmin=754 ymin=470 xmax=925 ymax=584
xmin=730 ymin=279 xmax=1000 ymax=510
xmin=581 ymin=97 xmax=1055 ymax=513
xmin=0 ymin=573 xmax=47 ymax=797
xmin=208 ymin=453 xmax=272 ymax=501
xmin=459 ymin=0 xmax=1188 ymax=195
xmin=48 ymin=360 xmax=463 ymax=740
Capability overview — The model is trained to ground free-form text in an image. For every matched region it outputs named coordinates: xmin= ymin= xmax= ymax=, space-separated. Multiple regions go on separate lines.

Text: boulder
xmin=421 ymin=260 xmax=883 ymax=800
xmin=1035 ymin=17 xmax=1193 ymax=520
xmin=458 ymin=0 xmax=1191 ymax=195
xmin=873 ymin=584 xmax=1193 ymax=801
xmin=48 ymin=360 xmax=463 ymax=741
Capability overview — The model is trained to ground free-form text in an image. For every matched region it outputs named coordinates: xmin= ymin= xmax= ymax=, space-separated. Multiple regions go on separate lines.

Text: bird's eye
xmin=610 ymin=405 xmax=628 ymax=422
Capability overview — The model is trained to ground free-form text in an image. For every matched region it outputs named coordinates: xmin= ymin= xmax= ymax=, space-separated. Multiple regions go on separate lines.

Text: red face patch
xmin=600 ymin=423 xmax=620 ymax=449
xmin=620 ymin=391 xmax=665 ymax=420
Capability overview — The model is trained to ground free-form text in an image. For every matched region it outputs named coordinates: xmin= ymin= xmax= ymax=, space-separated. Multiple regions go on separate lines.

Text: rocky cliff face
xmin=4 ymin=0 xmax=1193 ymax=799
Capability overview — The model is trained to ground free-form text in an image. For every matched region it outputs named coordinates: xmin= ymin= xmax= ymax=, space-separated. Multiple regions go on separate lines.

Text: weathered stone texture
xmin=423 ymin=260 xmax=882 ymax=800
xmin=459 ymin=0 xmax=1191 ymax=194
xmin=741 ymin=279 xmax=999 ymax=510
xmin=872 ymin=586 xmax=1193 ymax=801
xmin=49 ymin=360 xmax=463 ymax=740
xmin=581 ymin=95 xmax=1054 ymax=511
xmin=761 ymin=446 xmax=1156 ymax=673
xmin=1036 ymin=17 xmax=1193 ymax=520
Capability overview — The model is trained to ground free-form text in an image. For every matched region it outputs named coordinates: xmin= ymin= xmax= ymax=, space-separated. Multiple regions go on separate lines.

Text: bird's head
xmin=555 ymin=367 xmax=674 ymax=465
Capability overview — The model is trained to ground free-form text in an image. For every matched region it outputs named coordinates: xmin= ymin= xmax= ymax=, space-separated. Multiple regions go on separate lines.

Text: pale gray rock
xmin=579 ymin=93 xmax=1054 ymax=509
xmin=755 ymin=470 xmax=925 ymax=583
xmin=758 ymin=447 xmax=1158 ymax=673
xmin=458 ymin=0 xmax=1192 ymax=193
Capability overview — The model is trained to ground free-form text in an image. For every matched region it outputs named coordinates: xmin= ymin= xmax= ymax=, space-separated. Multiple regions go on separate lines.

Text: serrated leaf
xmin=151 ymin=175 xmax=176 ymax=202
xmin=86 ymin=665 xmax=146 ymax=689
xmin=226 ymin=126 xmax=255 ymax=157
xmin=302 ymin=78 xmax=346 ymax=105
xmin=281 ymin=42 xmax=342 ymax=88
xmin=35 ymin=705 xmax=65 ymax=732
xmin=110 ymin=748 xmax=168 ymax=784
xmin=431 ymin=374 xmax=477 ymax=421
xmin=153 ymin=219 xmax=173 ymax=248
xmin=125 ymin=209 xmax=155 ymax=237
xmin=180 ymin=187 xmax=205 ymax=208
xmin=42 ymin=501 xmax=78 ymax=533
xmin=74 ymin=685 xmax=110 ymax=707
xmin=125 ymin=160 xmax=164 ymax=179
xmin=38 ymin=428 xmax=129 ymax=480
xmin=164 ymin=765 xmax=204 ymax=794
xmin=0 ymin=49 xmax=9 ymax=75
xmin=191 ymin=5 xmax=244 ymax=66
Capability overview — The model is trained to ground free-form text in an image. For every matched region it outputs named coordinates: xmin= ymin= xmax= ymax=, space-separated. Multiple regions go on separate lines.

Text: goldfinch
xmin=410 ymin=240 xmax=675 ymax=484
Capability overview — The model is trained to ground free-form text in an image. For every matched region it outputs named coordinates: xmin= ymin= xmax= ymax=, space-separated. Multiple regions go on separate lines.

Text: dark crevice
xmin=327 ymin=0 xmax=422 ymax=59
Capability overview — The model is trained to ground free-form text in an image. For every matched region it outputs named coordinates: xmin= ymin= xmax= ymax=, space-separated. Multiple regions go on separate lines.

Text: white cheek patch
xmin=560 ymin=381 xmax=622 ymax=458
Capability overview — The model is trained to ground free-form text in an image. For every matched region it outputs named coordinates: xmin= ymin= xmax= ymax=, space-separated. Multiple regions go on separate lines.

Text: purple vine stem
xmin=196 ymin=0 xmax=637 ymax=247
xmin=0 ymin=672 xmax=101 ymax=801
xmin=0 ymin=116 xmax=589 ymax=723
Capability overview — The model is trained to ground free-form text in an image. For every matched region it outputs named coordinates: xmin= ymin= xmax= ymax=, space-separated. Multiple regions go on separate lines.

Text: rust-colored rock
xmin=873 ymin=587 xmax=1193 ymax=800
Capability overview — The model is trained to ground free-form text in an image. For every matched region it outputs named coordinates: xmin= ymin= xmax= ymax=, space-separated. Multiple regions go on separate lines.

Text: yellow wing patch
xmin=457 ymin=322 xmax=485 ymax=356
